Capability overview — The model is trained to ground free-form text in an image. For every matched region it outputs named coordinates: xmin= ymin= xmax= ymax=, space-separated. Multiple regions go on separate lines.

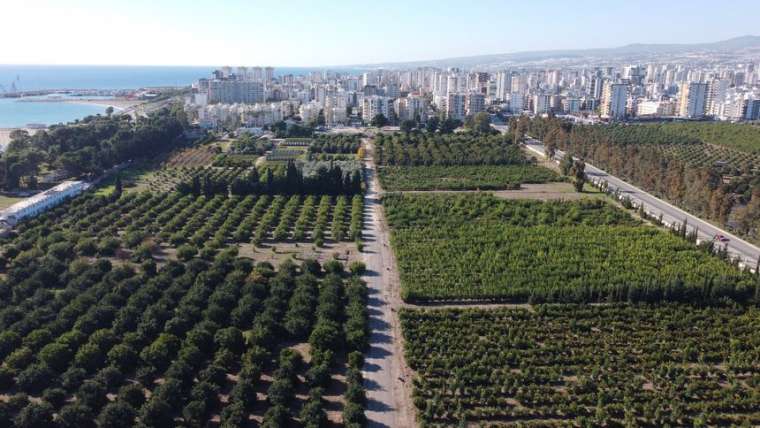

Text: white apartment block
xmin=533 ymin=94 xmax=551 ymax=114
xmin=394 ymin=95 xmax=428 ymax=122
xmin=207 ymin=80 xmax=265 ymax=104
xmin=299 ymin=102 xmax=322 ymax=124
xmin=601 ymin=82 xmax=629 ymax=120
xmin=678 ymin=82 xmax=708 ymax=118
xmin=707 ymin=79 xmax=730 ymax=115
xmin=636 ymin=100 xmax=676 ymax=117
xmin=362 ymin=96 xmax=391 ymax=122
xmin=0 ymin=181 xmax=89 ymax=226
xmin=325 ymin=107 xmax=348 ymax=125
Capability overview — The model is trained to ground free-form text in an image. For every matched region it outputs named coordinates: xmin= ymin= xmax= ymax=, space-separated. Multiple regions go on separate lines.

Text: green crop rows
xmin=384 ymin=193 xmax=756 ymax=303
xmin=374 ymin=132 xmax=558 ymax=191
xmin=378 ymin=165 xmax=559 ymax=191
xmin=401 ymin=304 xmax=760 ymax=427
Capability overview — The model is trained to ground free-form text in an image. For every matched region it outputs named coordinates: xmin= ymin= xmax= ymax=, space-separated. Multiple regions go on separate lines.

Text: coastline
xmin=16 ymin=97 xmax=144 ymax=111
xmin=0 ymin=98 xmax=145 ymax=145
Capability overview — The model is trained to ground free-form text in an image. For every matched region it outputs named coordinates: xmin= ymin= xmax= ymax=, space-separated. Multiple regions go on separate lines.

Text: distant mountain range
xmin=348 ymin=36 xmax=760 ymax=70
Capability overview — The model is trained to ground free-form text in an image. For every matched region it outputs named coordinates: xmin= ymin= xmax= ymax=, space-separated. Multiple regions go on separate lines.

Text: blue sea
xmin=0 ymin=95 xmax=108 ymax=128
xmin=0 ymin=65 xmax=363 ymax=92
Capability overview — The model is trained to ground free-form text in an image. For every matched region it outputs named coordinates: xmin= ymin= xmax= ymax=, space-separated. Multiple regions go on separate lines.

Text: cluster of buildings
xmin=185 ymin=61 xmax=760 ymax=129
xmin=596 ymin=64 xmax=760 ymax=121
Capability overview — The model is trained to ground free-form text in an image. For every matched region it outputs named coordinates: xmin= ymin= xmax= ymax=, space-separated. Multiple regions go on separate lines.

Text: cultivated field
xmin=165 ymin=145 xmax=219 ymax=168
xmin=384 ymin=193 xmax=755 ymax=303
xmin=378 ymin=165 xmax=559 ymax=191
xmin=0 ymin=136 xmax=371 ymax=427
xmin=401 ymin=304 xmax=760 ymax=427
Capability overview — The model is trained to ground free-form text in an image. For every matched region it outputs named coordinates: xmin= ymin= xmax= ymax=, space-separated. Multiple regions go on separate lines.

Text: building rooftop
xmin=0 ymin=181 xmax=87 ymax=217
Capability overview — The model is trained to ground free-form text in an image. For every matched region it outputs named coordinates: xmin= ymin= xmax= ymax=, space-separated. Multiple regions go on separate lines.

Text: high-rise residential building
xmin=495 ymin=71 xmax=512 ymax=101
xmin=625 ymin=65 xmax=644 ymax=85
xmin=446 ymin=93 xmax=466 ymax=120
xmin=446 ymin=75 xmax=460 ymax=95
xmin=466 ymin=92 xmax=485 ymax=116
xmin=563 ymin=98 xmax=582 ymax=113
xmin=362 ymin=96 xmax=391 ymax=122
xmin=706 ymin=79 xmax=730 ymax=115
xmin=362 ymin=71 xmax=378 ymax=87
xmin=600 ymin=82 xmax=629 ymax=120
xmin=746 ymin=99 xmax=760 ymax=121
xmin=384 ymin=83 xmax=400 ymax=99
xmin=509 ymin=92 xmax=525 ymax=113
xmin=678 ymin=82 xmax=708 ymax=118
xmin=265 ymin=67 xmax=275 ymax=83
xmin=510 ymin=74 xmax=523 ymax=94
xmin=299 ymin=102 xmax=322 ymax=124
xmin=533 ymin=94 xmax=551 ymax=114
xmin=547 ymin=70 xmax=561 ymax=87
xmin=394 ymin=95 xmax=428 ymax=122
xmin=591 ymin=77 xmax=604 ymax=100
xmin=251 ymin=67 xmax=263 ymax=82
xmin=207 ymin=80 xmax=265 ymax=104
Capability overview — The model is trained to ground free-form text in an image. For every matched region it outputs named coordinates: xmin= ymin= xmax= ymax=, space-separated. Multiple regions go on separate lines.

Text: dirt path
xmin=360 ymin=139 xmax=416 ymax=428
xmin=388 ymin=182 xmax=605 ymax=201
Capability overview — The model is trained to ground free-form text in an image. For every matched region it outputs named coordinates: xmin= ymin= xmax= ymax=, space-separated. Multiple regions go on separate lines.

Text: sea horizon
xmin=0 ymin=64 xmax=365 ymax=92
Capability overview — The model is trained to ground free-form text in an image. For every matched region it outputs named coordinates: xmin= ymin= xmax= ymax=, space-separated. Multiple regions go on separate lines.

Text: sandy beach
xmin=17 ymin=97 xmax=144 ymax=111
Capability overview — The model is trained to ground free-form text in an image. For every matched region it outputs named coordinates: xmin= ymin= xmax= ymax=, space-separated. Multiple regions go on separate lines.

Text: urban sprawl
xmin=185 ymin=61 xmax=760 ymax=131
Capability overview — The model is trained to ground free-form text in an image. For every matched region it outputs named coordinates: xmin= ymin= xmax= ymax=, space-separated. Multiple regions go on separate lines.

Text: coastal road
xmin=524 ymin=139 xmax=760 ymax=269
xmin=360 ymin=140 xmax=415 ymax=428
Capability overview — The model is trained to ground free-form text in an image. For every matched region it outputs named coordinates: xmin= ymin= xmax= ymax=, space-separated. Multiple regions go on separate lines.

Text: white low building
xmin=0 ymin=181 xmax=89 ymax=226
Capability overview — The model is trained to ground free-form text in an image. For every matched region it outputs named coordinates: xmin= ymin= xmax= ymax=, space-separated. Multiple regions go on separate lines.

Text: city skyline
xmin=3 ymin=0 xmax=759 ymax=67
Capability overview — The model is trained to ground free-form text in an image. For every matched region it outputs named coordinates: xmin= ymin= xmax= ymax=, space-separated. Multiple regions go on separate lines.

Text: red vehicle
xmin=714 ymin=234 xmax=730 ymax=243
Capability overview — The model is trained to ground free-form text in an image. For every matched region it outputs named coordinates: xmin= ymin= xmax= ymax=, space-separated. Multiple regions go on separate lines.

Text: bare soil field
xmin=165 ymin=145 xmax=219 ymax=168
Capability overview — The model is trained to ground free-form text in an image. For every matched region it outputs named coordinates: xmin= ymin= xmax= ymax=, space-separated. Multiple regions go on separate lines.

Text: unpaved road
xmin=360 ymin=140 xmax=416 ymax=428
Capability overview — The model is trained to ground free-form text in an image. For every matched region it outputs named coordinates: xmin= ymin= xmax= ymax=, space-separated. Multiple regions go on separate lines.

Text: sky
xmin=2 ymin=0 xmax=758 ymax=67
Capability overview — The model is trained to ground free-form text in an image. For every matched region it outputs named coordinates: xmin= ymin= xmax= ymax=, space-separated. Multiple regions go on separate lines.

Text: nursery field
xmin=401 ymin=304 xmax=760 ymax=427
xmin=659 ymin=143 xmax=760 ymax=173
xmin=384 ymin=193 xmax=756 ymax=303
xmin=165 ymin=145 xmax=219 ymax=168
xmin=378 ymin=165 xmax=560 ymax=191
xmin=374 ymin=131 xmax=558 ymax=190
xmin=375 ymin=133 xmax=525 ymax=166
xmin=38 ymin=192 xmax=363 ymax=257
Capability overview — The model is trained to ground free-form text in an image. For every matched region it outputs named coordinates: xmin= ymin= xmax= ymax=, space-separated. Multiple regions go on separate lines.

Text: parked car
xmin=714 ymin=234 xmax=730 ymax=243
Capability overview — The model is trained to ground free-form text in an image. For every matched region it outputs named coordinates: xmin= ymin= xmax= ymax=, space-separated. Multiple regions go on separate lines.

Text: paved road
xmin=360 ymin=143 xmax=414 ymax=428
xmin=524 ymin=139 xmax=760 ymax=269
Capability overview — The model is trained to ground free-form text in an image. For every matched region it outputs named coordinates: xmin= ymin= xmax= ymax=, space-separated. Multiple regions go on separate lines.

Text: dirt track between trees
xmin=360 ymin=140 xmax=416 ymax=428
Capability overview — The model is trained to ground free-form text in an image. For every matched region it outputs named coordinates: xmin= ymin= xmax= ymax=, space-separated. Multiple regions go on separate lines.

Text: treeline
xmin=309 ymin=135 xmax=361 ymax=155
xmin=533 ymin=117 xmax=760 ymax=241
xmin=1 ymin=106 xmax=188 ymax=190
xmin=228 ymin=133 xmax=273 ymax=155
xmin=376 ymin=132 xmax=525 ymax=166
xmin=177 ymin=161 xmax=363 ymax=196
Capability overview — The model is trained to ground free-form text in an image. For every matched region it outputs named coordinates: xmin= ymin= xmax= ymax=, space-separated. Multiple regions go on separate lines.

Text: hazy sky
xmin=3 ymin=0 xmax=758 ymax=67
